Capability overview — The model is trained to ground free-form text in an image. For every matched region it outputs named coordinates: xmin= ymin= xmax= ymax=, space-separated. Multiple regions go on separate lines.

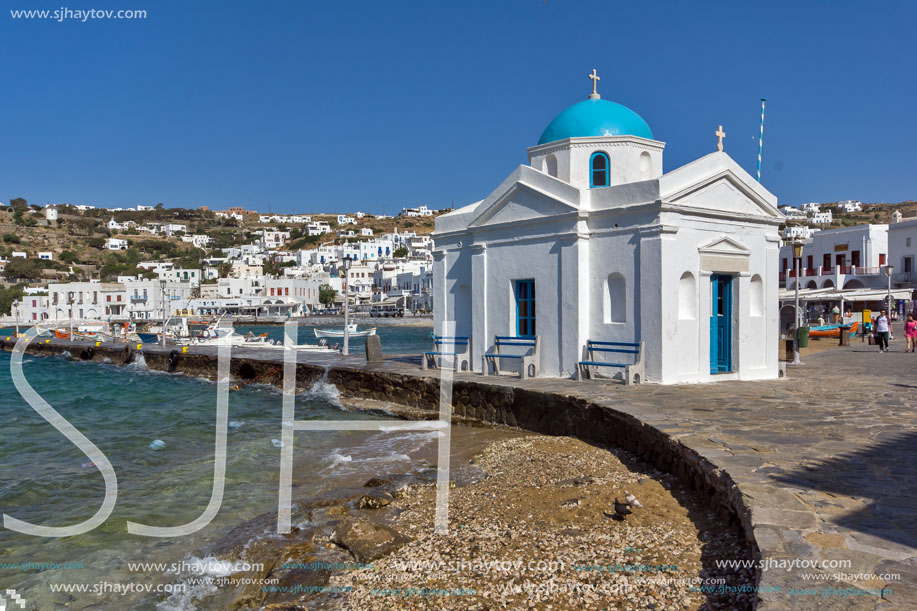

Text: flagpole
xmin=756 ymin=98 xmax=766 ymax=182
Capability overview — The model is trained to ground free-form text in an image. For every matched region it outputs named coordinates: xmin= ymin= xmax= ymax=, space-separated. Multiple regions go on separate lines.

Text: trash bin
xmin=797 ymin=326 xmax=810 ymax=348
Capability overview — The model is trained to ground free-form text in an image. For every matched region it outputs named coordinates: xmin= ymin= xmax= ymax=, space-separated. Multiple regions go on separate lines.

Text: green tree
xmin=2 ymin=233 xmax=20 ymax=244
xmin=393 ymin=246 xmax=409 ymax=258
xmin=217 ymin=262 xmax=232 ymax=278
xmin=0 ymin=284 xmax=25 ymax=315
xmin=4 ymin=258 xmax=42 ymax=281
xmin=319 ymin=285 xmax=337 ymax=305
xmin=59 ymin=250 xmax=78 ymax=263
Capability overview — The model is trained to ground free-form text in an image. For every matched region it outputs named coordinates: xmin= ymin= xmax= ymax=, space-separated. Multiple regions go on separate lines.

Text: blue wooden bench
xmin=576 ymin=340 xmax=644 ymax=385
xmin=483 ymin=335 xmax=539 ymax=379
xmin=421 ymin=334 xmax=470 ymax=371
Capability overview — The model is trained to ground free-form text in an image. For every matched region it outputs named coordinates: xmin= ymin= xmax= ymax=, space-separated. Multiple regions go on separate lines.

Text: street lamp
xmin=791 ymin=240 xmax=804 ymax=366
xmin=68 ymin=297 xmax=74 ymax=342
xmin=885 ymin=264 xmax=895 ymax=316
xmin=342 ymin=255 xmax=353 ymax=356
xmin=160 ymin=279 xmax=167 ymax=347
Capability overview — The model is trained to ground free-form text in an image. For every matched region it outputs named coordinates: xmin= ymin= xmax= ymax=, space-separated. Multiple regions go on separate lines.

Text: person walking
xmin=905 ymin=314 xmax=917 ymax=353
xmin=874 ymin=309 xmax=892 ymax=353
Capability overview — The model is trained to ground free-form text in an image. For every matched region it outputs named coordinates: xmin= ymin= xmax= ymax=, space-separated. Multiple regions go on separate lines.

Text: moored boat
xmin=808 ymin=321 xmax=858 ymax=338
xmin=314 ymin=324 xmax=376 ymax=338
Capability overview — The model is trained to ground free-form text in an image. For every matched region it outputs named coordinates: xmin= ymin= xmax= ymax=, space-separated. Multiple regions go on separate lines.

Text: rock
xmin=358 ymin=489 xmax=394 ymax=509
xmin=560 ymin=498 xmax=582 ymax=508
xmin=363 ymin=476 xmax=392 ymax=488
xmin=557 ymin=476 xmax=595 ymax=487
xmin=331 ymin=518 xmax=411 ymax=562
xmin=365 ymin=335 xmax=382 ymax=362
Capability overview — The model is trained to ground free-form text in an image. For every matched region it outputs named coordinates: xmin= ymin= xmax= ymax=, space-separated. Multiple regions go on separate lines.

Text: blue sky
xmin=3 ymin=0 xmax=914 ymax=213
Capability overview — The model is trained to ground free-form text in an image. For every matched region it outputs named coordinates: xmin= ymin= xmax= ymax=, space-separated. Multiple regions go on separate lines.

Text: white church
xmin=432 ymin=72 xmax=783 ymax=383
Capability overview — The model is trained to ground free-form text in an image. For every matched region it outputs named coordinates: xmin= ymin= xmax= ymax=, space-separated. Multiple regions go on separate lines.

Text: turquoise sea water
xmin=0 ymin=349 xmax=441 ymax=609
xmin=232 ymin=322 xmax=432 ymax=355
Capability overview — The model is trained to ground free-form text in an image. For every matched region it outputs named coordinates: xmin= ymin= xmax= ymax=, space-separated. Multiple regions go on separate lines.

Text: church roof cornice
xmin=528 ymin=136 xmax=665 ymax=157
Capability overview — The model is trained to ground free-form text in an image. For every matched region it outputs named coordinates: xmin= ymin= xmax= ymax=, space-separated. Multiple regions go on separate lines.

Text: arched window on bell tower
xmin=590 ymin=151 xmax=610 ymax=187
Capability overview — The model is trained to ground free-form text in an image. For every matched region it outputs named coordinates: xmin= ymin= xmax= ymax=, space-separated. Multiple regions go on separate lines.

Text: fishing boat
xmin=808 ymin=321 xmax=859 ymax=338
xmin=286 ymin=337 xmax=340 ymax=353
xmin=313 ymin=323 xmax=376 ymax=339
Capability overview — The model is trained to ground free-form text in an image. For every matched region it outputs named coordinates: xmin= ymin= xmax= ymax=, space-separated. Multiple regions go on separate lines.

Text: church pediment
xmin=698 ymin=236 xmax=751 ymax=256
xmin=469 ymin=181 xmax=578 ymax=228
xmin=665 ymin=172 xmax=780 ymax=218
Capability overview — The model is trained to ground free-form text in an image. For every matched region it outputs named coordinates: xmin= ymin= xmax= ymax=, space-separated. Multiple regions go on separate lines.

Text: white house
xmin=107 ymin=217 xmax=124 ymax=231
xmin=810 ymin=211 xmax=833 ymax=224
xmin=136 ymin=205 xmax=154 ymax=211
xmin=181 ymin=234 xmax=214 ymax=249
xmin=433 ymin=76 xmax=782 ymax=383
xmin=306 ymin=221 xmax=332 ymax=236
xmin=782 ymin=225 xmax=819 ymax=240
xmin=360 ymin=227 xmax=374 ymax=237
xmin=402 ymin=205 xmax=434 ymax=217
xmin=12 ymin=251 xmax=27 ymax=258
xmin=801 ymin=203 xmax=820 ymax=214
xmin=44 ymin=205 xmax=58 ymax=223
xmin=778 ymin=205 xmax=805 ymax=218
xmin=337 ymin=215 xmax=357 ymax=225
xmin=38 ymin=251 xmax=53 ymax=261
xmin=105 ymin=238 xmax=128 ymax=250
xmin=838 ymin=200 xmax=862 ymax=212
xmin=260 ymin=230 xmax=290 ymax=249
xmin=162 ymin=223 xmax=187 ymax=236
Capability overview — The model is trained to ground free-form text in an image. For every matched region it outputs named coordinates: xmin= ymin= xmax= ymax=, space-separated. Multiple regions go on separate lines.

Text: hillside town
xmin=0 ymin=200 xmax=440 ymax=325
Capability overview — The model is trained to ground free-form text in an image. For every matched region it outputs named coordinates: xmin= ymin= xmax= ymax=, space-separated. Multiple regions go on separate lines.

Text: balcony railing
xmin=839 ymin=265 xmax=852 ymax=274
xmin=805 ymin=268 xmax=817 ymax=276
xmin=853 ymin=266 xmax=880 ymax=275
xmin=130 ymin=296 xmax=147 ymax=303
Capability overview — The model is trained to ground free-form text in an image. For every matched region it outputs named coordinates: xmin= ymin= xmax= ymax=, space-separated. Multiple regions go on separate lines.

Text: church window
xmin=605 ymin=273 xmax=626 ymax=323
xmin=515 ymin=279 xmax=536 ymax=337
xmin=590 ymin=152 xmax=610 ymax=188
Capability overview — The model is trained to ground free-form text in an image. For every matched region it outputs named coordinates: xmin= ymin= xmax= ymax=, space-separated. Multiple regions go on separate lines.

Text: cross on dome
xmin=588 ymin=69 xmax=600 ymax=99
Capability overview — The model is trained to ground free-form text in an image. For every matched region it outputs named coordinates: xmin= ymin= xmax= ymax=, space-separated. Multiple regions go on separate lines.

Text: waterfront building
xmin=433 ymin=74 xmax=782 ymax=382
xmin=780 ymin=224 xmax=888 ymax=291
xmin=887 ymin=216 xmax=917 ymax=290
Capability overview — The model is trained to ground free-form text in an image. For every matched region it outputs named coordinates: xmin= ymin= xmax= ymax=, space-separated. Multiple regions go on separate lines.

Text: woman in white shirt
xmin=874 ymin=309 xmax=892 ymax=352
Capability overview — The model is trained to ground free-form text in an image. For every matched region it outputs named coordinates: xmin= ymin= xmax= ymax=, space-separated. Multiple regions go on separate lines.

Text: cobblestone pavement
xmin=278 ymin=341 xmax=914 ymax=610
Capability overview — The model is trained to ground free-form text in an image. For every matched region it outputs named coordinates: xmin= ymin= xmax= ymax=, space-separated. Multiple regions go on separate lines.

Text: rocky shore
xmin=209 ymin=432 xmax=754 ymax=610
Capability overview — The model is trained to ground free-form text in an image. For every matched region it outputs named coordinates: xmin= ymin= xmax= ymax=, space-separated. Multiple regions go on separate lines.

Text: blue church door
xmin=709 ymin=274 xmax=733 ymax=374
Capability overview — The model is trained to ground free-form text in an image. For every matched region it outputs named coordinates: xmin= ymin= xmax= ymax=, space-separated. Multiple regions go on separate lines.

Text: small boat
xmin=808 ymin=321 xmax=859 ymax=338
xmin=314 ymin=323 xmax=376 ymax=338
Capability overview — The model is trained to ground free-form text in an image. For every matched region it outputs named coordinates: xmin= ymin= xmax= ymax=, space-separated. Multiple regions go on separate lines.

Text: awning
xmin=779 ymin=288 xmax=913 ymax=303
xmin=378 ymin=296 xmax=407 ymax=306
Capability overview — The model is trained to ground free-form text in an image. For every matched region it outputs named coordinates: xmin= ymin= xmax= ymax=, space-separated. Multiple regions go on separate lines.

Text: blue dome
xmin=538 ymin=98 xmax=653 ymax=145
